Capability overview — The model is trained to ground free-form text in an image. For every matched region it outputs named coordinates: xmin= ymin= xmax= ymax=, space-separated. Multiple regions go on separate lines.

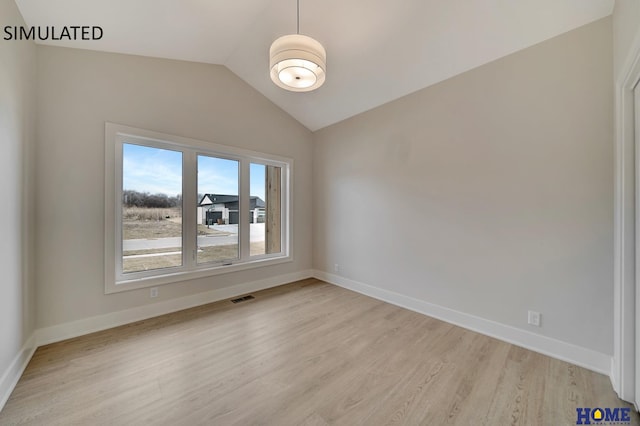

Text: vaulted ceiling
xmin=15 ymin=0 xmax=614 ymax=131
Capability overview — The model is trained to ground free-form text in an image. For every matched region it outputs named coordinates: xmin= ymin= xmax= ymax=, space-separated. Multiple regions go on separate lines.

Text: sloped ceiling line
xmin=15 ymin=0 xmax=614 ymax=131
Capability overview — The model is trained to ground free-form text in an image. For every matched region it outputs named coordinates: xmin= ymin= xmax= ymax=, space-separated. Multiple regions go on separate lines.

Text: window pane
xmin=122 ymin=143 xmax=183 ymax=273
xmin=250 ymin=163 xmax=281 ymax=256
xmin=197 ymin=155 xmax=239 ymax=264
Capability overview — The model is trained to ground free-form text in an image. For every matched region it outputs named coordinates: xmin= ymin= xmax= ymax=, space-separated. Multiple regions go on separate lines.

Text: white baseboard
xmin=0 ymin=334 xmax=37 ymax=412
xmin=313 ymin=270 xmax=612 ymax=376
xmin=1 ymin=271 xmax=312 ymax=412
xmin=4 ymin=270 xmax=611 ymax=414
xmin=36 ymin=270 xmax=314 ymax=346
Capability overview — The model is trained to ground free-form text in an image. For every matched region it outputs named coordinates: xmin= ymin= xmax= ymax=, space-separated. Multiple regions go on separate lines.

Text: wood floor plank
xmin=0 ymin=279 xmax=636 ymax=425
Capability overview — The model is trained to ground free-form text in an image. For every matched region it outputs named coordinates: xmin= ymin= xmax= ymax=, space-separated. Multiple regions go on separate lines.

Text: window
xmin=105 ymin=123 xmax=291 ymax=293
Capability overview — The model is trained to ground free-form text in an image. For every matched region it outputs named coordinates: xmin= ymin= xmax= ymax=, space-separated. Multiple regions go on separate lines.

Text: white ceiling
xmin=16 ymin=0 xmax=614 ymax=131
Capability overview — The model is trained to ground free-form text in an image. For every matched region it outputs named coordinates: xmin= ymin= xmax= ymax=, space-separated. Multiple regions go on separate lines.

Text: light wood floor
xmin=1 ymin=279 xmax=637 ymax=425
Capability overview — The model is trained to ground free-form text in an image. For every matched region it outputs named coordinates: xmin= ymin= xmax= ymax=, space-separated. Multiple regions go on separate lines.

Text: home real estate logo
xmin=576 ymin=407 xmax=632 ymax=425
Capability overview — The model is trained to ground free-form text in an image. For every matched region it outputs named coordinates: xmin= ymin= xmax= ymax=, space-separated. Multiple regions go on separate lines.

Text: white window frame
xmin=105 ymin=123 xmax=292 ymax=294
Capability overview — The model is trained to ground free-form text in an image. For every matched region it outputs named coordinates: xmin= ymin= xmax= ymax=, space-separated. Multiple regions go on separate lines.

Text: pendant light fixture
xmin=269 ymin=0 xmax=326 ymax=92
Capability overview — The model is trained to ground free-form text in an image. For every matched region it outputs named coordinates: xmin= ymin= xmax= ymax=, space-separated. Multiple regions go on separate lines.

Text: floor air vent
xmin=230 ymin=295 xmax=255 ymax=304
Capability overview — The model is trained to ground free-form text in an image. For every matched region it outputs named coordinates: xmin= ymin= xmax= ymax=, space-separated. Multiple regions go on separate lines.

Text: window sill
xmin=106 ymin=255 xmax=293 ymax=294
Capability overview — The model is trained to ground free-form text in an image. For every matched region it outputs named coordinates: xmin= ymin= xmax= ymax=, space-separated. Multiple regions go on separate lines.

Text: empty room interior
xmin=2 ymin=0 xmax=640 ymax=424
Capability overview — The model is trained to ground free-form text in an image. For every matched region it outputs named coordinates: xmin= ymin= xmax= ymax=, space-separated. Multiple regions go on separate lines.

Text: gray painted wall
xmin=0 ymin=0 xmax=36 ymax=384
xmin=313 ymin=18 xmax=613 ymax=354
xmin=35 ymin=47 xmax=313 ymax=328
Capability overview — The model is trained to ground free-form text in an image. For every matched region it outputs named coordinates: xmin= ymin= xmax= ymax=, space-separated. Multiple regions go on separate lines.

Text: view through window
xmin=250 ymin=163 xmax=282 ymax=256
xmin=122 ymin=143 xmax=183 ymax=273
xmin=197 ymin=155 xmax=239 ymax=264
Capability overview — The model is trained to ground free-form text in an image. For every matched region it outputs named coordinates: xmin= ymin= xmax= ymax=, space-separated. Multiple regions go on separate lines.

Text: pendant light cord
xmin=297 ymin=0 xmax=300 ymax=34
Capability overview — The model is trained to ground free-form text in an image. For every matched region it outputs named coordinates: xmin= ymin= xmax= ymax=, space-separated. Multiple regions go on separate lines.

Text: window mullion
xmin=239 ymin=159 xmax=250 ymax=262
xmin=183 ymin=150 xmax=197 ymax=269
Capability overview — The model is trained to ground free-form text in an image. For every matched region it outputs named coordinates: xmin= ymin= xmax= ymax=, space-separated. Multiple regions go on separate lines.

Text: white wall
xmin=313 ymin=18 xmax=613 ymax=355
xmin=0 ymin=0 xmax=36 ymax=405
xmin=35 ymin=47 xmax=313 ymax=328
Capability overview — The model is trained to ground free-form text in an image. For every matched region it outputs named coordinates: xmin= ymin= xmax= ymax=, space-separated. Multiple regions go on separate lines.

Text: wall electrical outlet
xmin=334 ymin=263 xmax=340 ymax=273
xmin=150 ymin=287 xmax=159 ymax=298
xmin=528 ymin=310 xmax=541 ymax=327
